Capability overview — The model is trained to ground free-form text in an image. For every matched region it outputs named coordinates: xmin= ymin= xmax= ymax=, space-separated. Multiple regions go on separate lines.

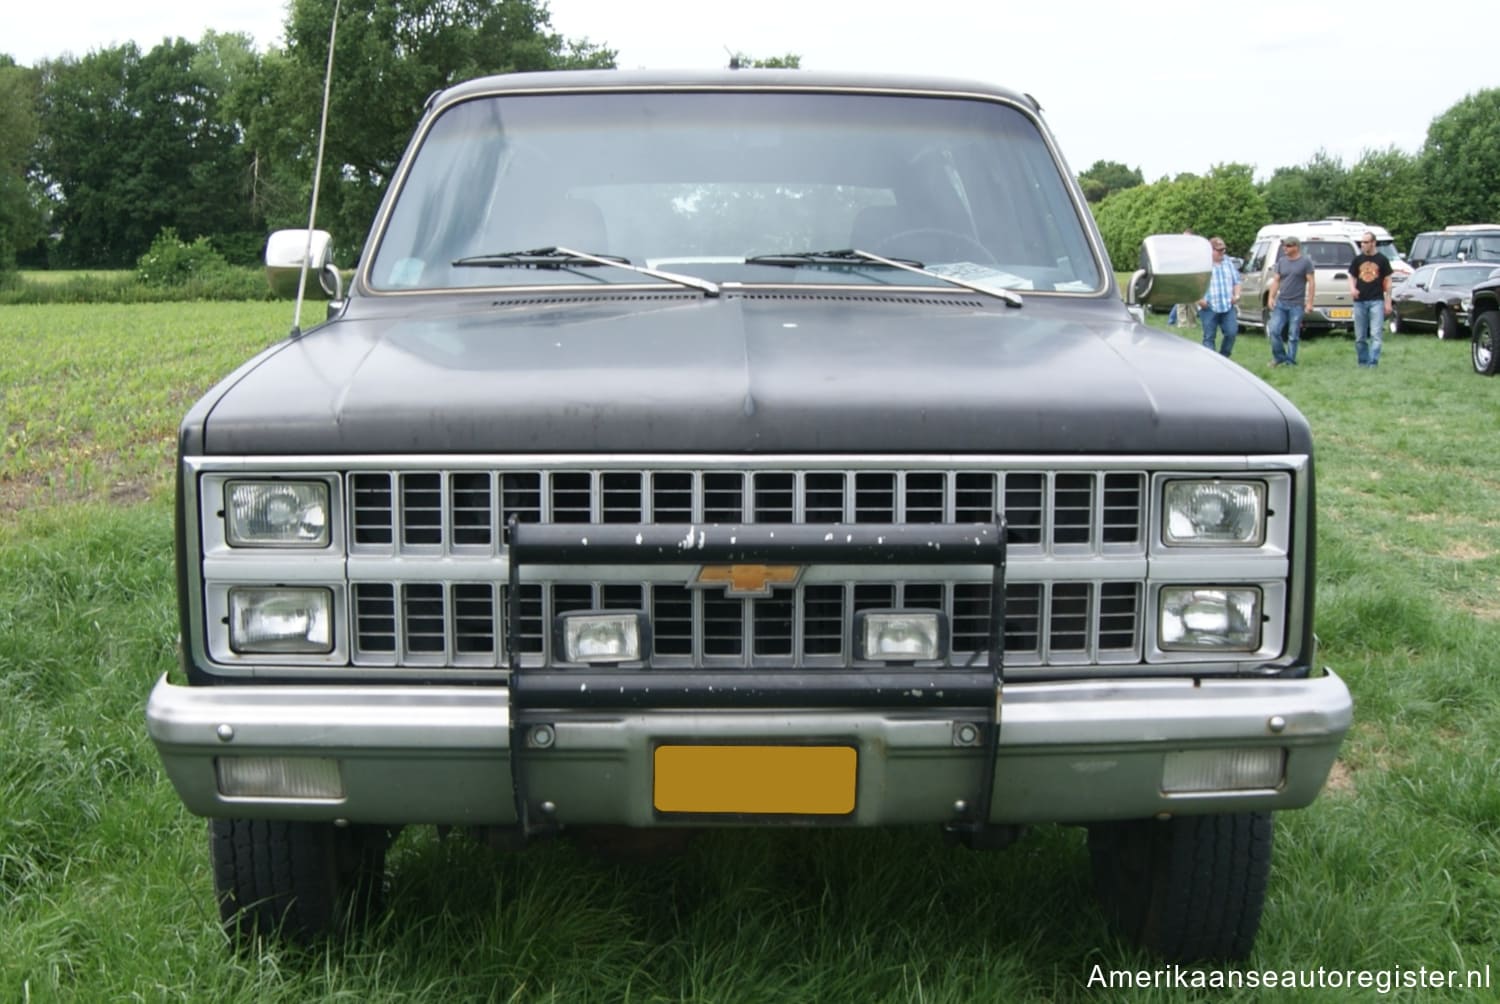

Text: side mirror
xmin=265 ymin=229 xmax=342 ymax=300
xmin=1127 ymin=234 xmax=1211 ymax=310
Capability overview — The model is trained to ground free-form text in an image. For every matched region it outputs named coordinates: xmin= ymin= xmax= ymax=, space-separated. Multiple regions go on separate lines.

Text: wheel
xmin=210 ymin=819 xmax=393 ymax=944
xmin=870 ymin=228 xmax=997 ymax=264
xmin=1388 ymin=310 xmax=1402 ymax=335
xmin=1474 ymin=310 xmax=1500 ymax=375
xmin=1087 ymin=812 xmax=1273 ymax=961
xmin=1437 ymin=307 xmax=1458 ymax=340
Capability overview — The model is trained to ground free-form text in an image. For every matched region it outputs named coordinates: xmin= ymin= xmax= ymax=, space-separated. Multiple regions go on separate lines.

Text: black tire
xmin=1087 ymin=812 xmax=1273 ymax=962
xmin=1474 ymin=310 xmax=1500 ymax=375
xmin=1437 ymin=307 xmax=1458 ymax=341
xmin=210 ymin=818 xmax=392 ymax=944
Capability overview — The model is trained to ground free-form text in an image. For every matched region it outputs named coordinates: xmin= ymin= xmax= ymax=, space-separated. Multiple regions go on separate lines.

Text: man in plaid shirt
xmin=1195 ymin=237 xmax=1242 ymax=357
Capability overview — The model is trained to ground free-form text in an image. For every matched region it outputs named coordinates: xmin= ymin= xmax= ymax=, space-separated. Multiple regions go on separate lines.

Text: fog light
xmin=1159 ymin=587 xmax=1260 ymax=650
xmin=229 ymin=587 xmax=333 ymax=653
xmin=856 ymin=610 xmax=945 ymax=661
xmin=558 ymin=611 xmax=647 ymax=663
xmin=1162 ymin=748 xmax=1285 ymax=793
xmin=217 ymin=756 xmax=344 ymax=799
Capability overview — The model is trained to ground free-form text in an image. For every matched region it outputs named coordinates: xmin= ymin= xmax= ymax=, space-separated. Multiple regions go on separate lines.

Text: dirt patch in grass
xmin=1323 ymin=759 xmax=1356 ymax=797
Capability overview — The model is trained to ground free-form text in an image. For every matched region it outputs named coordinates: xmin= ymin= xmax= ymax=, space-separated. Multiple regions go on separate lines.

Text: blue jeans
xmin=1200 ymin=306 xmax=1238 ymax=357
xmin=1352 ymin=299 xmax=1384 ymax=366
xmin=1267 ymin=302 xmax=1304 ymax=365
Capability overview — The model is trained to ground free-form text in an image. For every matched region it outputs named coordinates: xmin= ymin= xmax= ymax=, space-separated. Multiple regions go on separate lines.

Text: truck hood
xmin=197 ymin=291 xmax=1302 ymax=455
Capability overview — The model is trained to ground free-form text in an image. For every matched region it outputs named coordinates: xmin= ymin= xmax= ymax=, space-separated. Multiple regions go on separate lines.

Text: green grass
xmin=2 ymin=303 xmax=1499 ymax=1001
xmin=0 ymin=302 xmax=295 ymax=515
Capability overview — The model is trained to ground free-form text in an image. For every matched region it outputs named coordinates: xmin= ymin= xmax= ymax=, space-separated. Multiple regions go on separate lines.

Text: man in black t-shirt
xmin=1349 ymin=232 xmax=1393 ymax=368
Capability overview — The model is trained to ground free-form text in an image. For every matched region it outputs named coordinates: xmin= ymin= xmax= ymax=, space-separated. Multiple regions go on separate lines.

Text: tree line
xmin=2 ymin=2 xmax=1497 ymax=276
xmin=1083 ymin=87 xmax=1500 ymax=270
xmin=0 ymin=0 xmax=614 ymax=273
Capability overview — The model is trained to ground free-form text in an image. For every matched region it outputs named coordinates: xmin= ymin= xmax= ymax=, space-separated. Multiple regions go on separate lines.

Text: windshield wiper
xmin=453 ymin=246 xmax=720 ymax=297
xmin=745 ymin=248 xmax=1022 ymax=307
xmin=745 ymin=248 xmax=925 ymax=268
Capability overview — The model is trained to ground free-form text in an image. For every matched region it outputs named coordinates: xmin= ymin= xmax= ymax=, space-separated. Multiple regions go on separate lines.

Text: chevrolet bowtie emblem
xmin=688 ymin=564 xmax=804 ymax=598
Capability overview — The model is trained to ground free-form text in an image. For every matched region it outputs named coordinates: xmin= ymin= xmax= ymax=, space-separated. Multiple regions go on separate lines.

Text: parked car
xmin=1389 ymin=262 xmax=1500 ymax=339
xmin=1468 ymin=273 xmax=1500 ymax=374
xmin=144 ymin=68 xmax=1351 ymax=962
xmin=1238 ymin=232 xmax=1357 ymax=332
xmin=1406 ymin=224 xmax=1500 ymax=269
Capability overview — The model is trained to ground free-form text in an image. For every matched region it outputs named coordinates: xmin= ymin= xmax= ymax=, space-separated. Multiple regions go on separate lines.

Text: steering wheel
xmin=870 ymin=228 xmax=998 ymax=264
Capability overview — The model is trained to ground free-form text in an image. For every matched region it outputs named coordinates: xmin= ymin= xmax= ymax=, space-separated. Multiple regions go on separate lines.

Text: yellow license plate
xmin=653 ymin=744 xmax=856 ymax=815
xmin=1328 ymin=308 xmax=1352 ymax=319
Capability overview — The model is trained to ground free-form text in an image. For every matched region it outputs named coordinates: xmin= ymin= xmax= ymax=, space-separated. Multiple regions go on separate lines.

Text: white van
xmin=1237 ymin=219 xmax=1408 ymax=332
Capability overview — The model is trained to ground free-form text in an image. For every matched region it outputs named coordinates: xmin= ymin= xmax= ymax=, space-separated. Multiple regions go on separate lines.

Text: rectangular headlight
xmin=557 ymin=611 xmax=647 ymax=664
xmin=856 ymin=610 xmax=946 ymax=662
xmin=226 ymin=480 xmax=329 ymax=547
xmin=229 ymin=586 xmax=333 ymax=653
xmin=1163 ymin=480 xmax=1266 ymax=546
xmin=1159 ymin=587 xmax=1261 ymax=651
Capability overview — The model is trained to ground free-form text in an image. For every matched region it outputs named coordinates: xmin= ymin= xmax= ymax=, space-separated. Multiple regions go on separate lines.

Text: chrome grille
xmin=347 ymin=468 xmax=1145 ymax=551
xmin=350 ymin=579 xmax=1143 ymax=668
xmin=344 ymin=466 xmax=1147 ymax=670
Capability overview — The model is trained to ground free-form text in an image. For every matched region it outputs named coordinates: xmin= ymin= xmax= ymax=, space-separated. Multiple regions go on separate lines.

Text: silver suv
xmin=1238 ymin=235 xmax=1357 ymax=332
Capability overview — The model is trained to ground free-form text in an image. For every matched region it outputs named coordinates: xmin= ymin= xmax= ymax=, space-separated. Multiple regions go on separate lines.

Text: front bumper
xmin=146 ymin=671 xmax=1352 ymax=827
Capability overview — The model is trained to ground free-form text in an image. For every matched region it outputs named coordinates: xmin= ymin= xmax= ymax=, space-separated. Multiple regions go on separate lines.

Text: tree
xmin=1343 ymin=147 xmax=1424 ymax=247
xmin=1419 ymin=88 xmax=1500 ymax=226
xmin=1093 ymin=166 xmax=1269 ymax=271
xmin=257 ymin=0 xmax=617 ymax=255
xmin=1078 ymin=159 xmax=1143 ymax=204
xmin=35 ymin=39 xmax=264 ymax=266
xmin=1257 ymin=150 xmax=1348 ymax=224
xmin=0 ymin=56 xmax=45 ymax=270
xmin=728 ymin=52 xmax=801 ymax=69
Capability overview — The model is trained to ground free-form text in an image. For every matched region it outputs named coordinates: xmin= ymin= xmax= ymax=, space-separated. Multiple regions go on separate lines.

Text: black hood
xmin=195 ymin=291 xmax=1304 ymax=456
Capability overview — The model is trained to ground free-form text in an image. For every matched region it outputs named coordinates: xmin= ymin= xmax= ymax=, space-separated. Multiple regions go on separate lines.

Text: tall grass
xmin=2 ymin=305 xmax=1498 ymax=1001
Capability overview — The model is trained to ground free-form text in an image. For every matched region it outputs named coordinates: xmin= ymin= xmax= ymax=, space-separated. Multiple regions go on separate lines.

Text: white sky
xmin=8 ymin=0 xmax=1497 ymax=182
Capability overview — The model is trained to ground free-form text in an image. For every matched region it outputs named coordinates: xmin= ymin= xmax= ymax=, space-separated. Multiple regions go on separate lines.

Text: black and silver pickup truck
xmin=146 ymin=69 xmax=1352 ymax=961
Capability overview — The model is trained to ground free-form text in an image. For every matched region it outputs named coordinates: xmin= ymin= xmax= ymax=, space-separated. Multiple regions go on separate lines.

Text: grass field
xmin=3 ymin=302 xmax=1499 ymax=1001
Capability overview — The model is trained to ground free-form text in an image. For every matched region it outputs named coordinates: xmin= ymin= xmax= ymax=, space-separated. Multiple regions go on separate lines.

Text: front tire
xmin=210 ymin=819 xmax=393 ymax=944
xmin=1474 ymin=310 xmax=1500 ymax=375
xmin=1088 ymin=812 xmax=1273 ymax=962
xmin=1437 ymin=307 xmax=1458 ymax=341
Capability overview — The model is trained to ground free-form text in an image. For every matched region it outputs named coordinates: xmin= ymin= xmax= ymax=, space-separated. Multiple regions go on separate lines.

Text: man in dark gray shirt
xmin=1264 ymin=236 xmax=1315 ymax=367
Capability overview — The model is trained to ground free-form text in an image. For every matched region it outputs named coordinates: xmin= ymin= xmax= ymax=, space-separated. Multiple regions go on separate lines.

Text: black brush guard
xmin=506 ymin=519 xmax=1006 ymax=838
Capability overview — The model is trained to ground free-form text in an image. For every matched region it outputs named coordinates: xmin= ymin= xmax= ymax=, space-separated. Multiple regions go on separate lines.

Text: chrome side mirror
xmin=1127 ymin=234 xmax=1212 ymax=310
xmin=265 ymin=229 xmax=342 ymax=300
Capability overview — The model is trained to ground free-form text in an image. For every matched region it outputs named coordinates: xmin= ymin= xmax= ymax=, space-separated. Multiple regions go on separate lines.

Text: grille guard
xmin=506 ymin=518 xmax=1007 ymax=838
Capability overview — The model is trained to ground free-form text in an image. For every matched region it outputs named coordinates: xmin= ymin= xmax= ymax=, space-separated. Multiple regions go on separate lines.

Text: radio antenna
xmin=292 ymin=0 xmax=341 ymax=337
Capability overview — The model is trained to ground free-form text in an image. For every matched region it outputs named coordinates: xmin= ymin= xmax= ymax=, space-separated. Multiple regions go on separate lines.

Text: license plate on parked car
xmin=1328 ymin=308 xmax=1352 ymax=319
xmin=653 ymin=744 xmax=856 ymax=815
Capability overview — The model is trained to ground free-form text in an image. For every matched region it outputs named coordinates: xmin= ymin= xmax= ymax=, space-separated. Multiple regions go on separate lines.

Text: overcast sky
xmin=8 ymin=0 xmax=1496 ymax=182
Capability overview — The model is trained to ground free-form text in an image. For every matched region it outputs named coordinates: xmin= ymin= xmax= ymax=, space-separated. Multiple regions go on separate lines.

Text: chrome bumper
xmin=146 ymin=671 xmax=1352 ymax=826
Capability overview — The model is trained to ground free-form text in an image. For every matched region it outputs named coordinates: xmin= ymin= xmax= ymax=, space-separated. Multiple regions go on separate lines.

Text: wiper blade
xmin=746 ymin=248 xmax=1021 ymax=306
xmin=453 ymin=247 xmax=631 ymax=268
xmin=452 ymin=246 xmax=720 ymax=297
xmin=744 ymin=248 xmax=925 ymax=268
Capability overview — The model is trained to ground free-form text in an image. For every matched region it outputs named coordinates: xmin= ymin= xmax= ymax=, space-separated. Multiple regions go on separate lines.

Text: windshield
xmin=366 ymin=90 xmax=1101 ymax=295
xmin=1433 ymin=265 xmax=1499 ymax=288
xmin=1376 ymin=240 xmax=1402 ymax=261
